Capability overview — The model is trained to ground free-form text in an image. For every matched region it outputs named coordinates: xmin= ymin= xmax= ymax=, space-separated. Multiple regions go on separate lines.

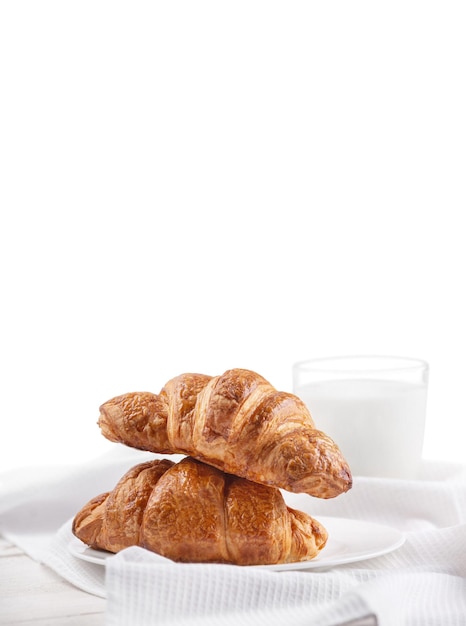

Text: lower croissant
xmin=72 ymin=457 xmax=328 ymax=566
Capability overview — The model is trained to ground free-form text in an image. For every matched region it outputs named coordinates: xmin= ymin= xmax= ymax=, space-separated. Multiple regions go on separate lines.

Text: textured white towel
xmin=104 ymin=464 xmax=466 ymax=626
xmin=1 ymin=449 xmax=466 ymax=626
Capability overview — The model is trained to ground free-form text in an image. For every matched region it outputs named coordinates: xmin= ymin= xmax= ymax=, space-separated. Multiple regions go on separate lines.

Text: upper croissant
xmin=98 ymin=368 xmax=352 ymax=499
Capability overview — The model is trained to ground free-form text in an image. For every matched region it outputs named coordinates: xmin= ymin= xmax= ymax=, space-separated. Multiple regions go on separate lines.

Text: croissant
xmin=98 ymin=368 xmax=352 ymax=499
xmin=72 ymin=457 xmax=328 ymax=566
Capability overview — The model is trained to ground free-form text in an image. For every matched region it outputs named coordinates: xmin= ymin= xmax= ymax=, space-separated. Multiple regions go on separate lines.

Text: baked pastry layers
xmin=72 ymin=457 xmax=328 ymax=566
xmin=98 ymin=368 xmax=352 ymax=499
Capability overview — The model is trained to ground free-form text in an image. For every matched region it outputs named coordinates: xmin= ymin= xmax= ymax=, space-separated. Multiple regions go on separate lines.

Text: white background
xmin=1 ymin=1 xmax=465 ymax=473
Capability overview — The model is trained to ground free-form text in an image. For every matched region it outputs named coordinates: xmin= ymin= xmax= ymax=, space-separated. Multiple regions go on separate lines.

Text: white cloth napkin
xmin=1 ymin=448 xmax=466 ymax=626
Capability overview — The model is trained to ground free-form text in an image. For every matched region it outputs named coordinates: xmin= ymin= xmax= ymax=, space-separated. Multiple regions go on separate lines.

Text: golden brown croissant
xmin=98 ymin=368 xmax=352 ymax=499
xmin=72 ymin=457 xmax=328 ymax=566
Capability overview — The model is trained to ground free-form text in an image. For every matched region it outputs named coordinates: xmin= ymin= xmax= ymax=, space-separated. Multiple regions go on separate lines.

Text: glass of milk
xmin=292 ymin=356 xmax=429 ymax=479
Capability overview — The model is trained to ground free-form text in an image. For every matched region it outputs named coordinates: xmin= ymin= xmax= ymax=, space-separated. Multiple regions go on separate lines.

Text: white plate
xmin=69 ymin=516 xmax=405 ymax=570
xmin=266 ymin=516 xmax=405 ymax=571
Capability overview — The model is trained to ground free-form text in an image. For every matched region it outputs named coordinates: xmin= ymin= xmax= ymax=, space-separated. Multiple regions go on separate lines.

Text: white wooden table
xmin=0 ymin=537 xmax=105 ymax=625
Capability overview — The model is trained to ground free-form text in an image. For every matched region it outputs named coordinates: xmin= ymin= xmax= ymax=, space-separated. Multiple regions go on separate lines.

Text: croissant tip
xmin=343 ymin=466 xmax=353 ymax=490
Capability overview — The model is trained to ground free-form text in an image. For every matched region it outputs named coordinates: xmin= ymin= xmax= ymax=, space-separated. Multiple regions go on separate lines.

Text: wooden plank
xmin=0 ymin=543 xmax=105 ymax=626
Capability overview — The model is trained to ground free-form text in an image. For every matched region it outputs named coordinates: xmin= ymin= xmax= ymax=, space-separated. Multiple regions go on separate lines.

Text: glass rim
xmin=293 ymin=355 xmax=429 ymax=375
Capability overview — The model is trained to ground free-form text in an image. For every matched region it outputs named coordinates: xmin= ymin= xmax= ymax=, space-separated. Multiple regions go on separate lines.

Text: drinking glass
xmin=292 ymin=356 xmax=429 ymax=479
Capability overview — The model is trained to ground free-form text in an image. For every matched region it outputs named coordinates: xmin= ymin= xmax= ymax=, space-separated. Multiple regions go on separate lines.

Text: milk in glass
xmin=295 ymin=378 xmax=428 ymax=478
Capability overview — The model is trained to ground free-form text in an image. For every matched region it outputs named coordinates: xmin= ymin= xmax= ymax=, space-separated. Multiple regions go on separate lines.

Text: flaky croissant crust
xmin=98 ymin=368 xmax=352 ymax=499
xmin=72 ymin=457 xmax=328 ymax=566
